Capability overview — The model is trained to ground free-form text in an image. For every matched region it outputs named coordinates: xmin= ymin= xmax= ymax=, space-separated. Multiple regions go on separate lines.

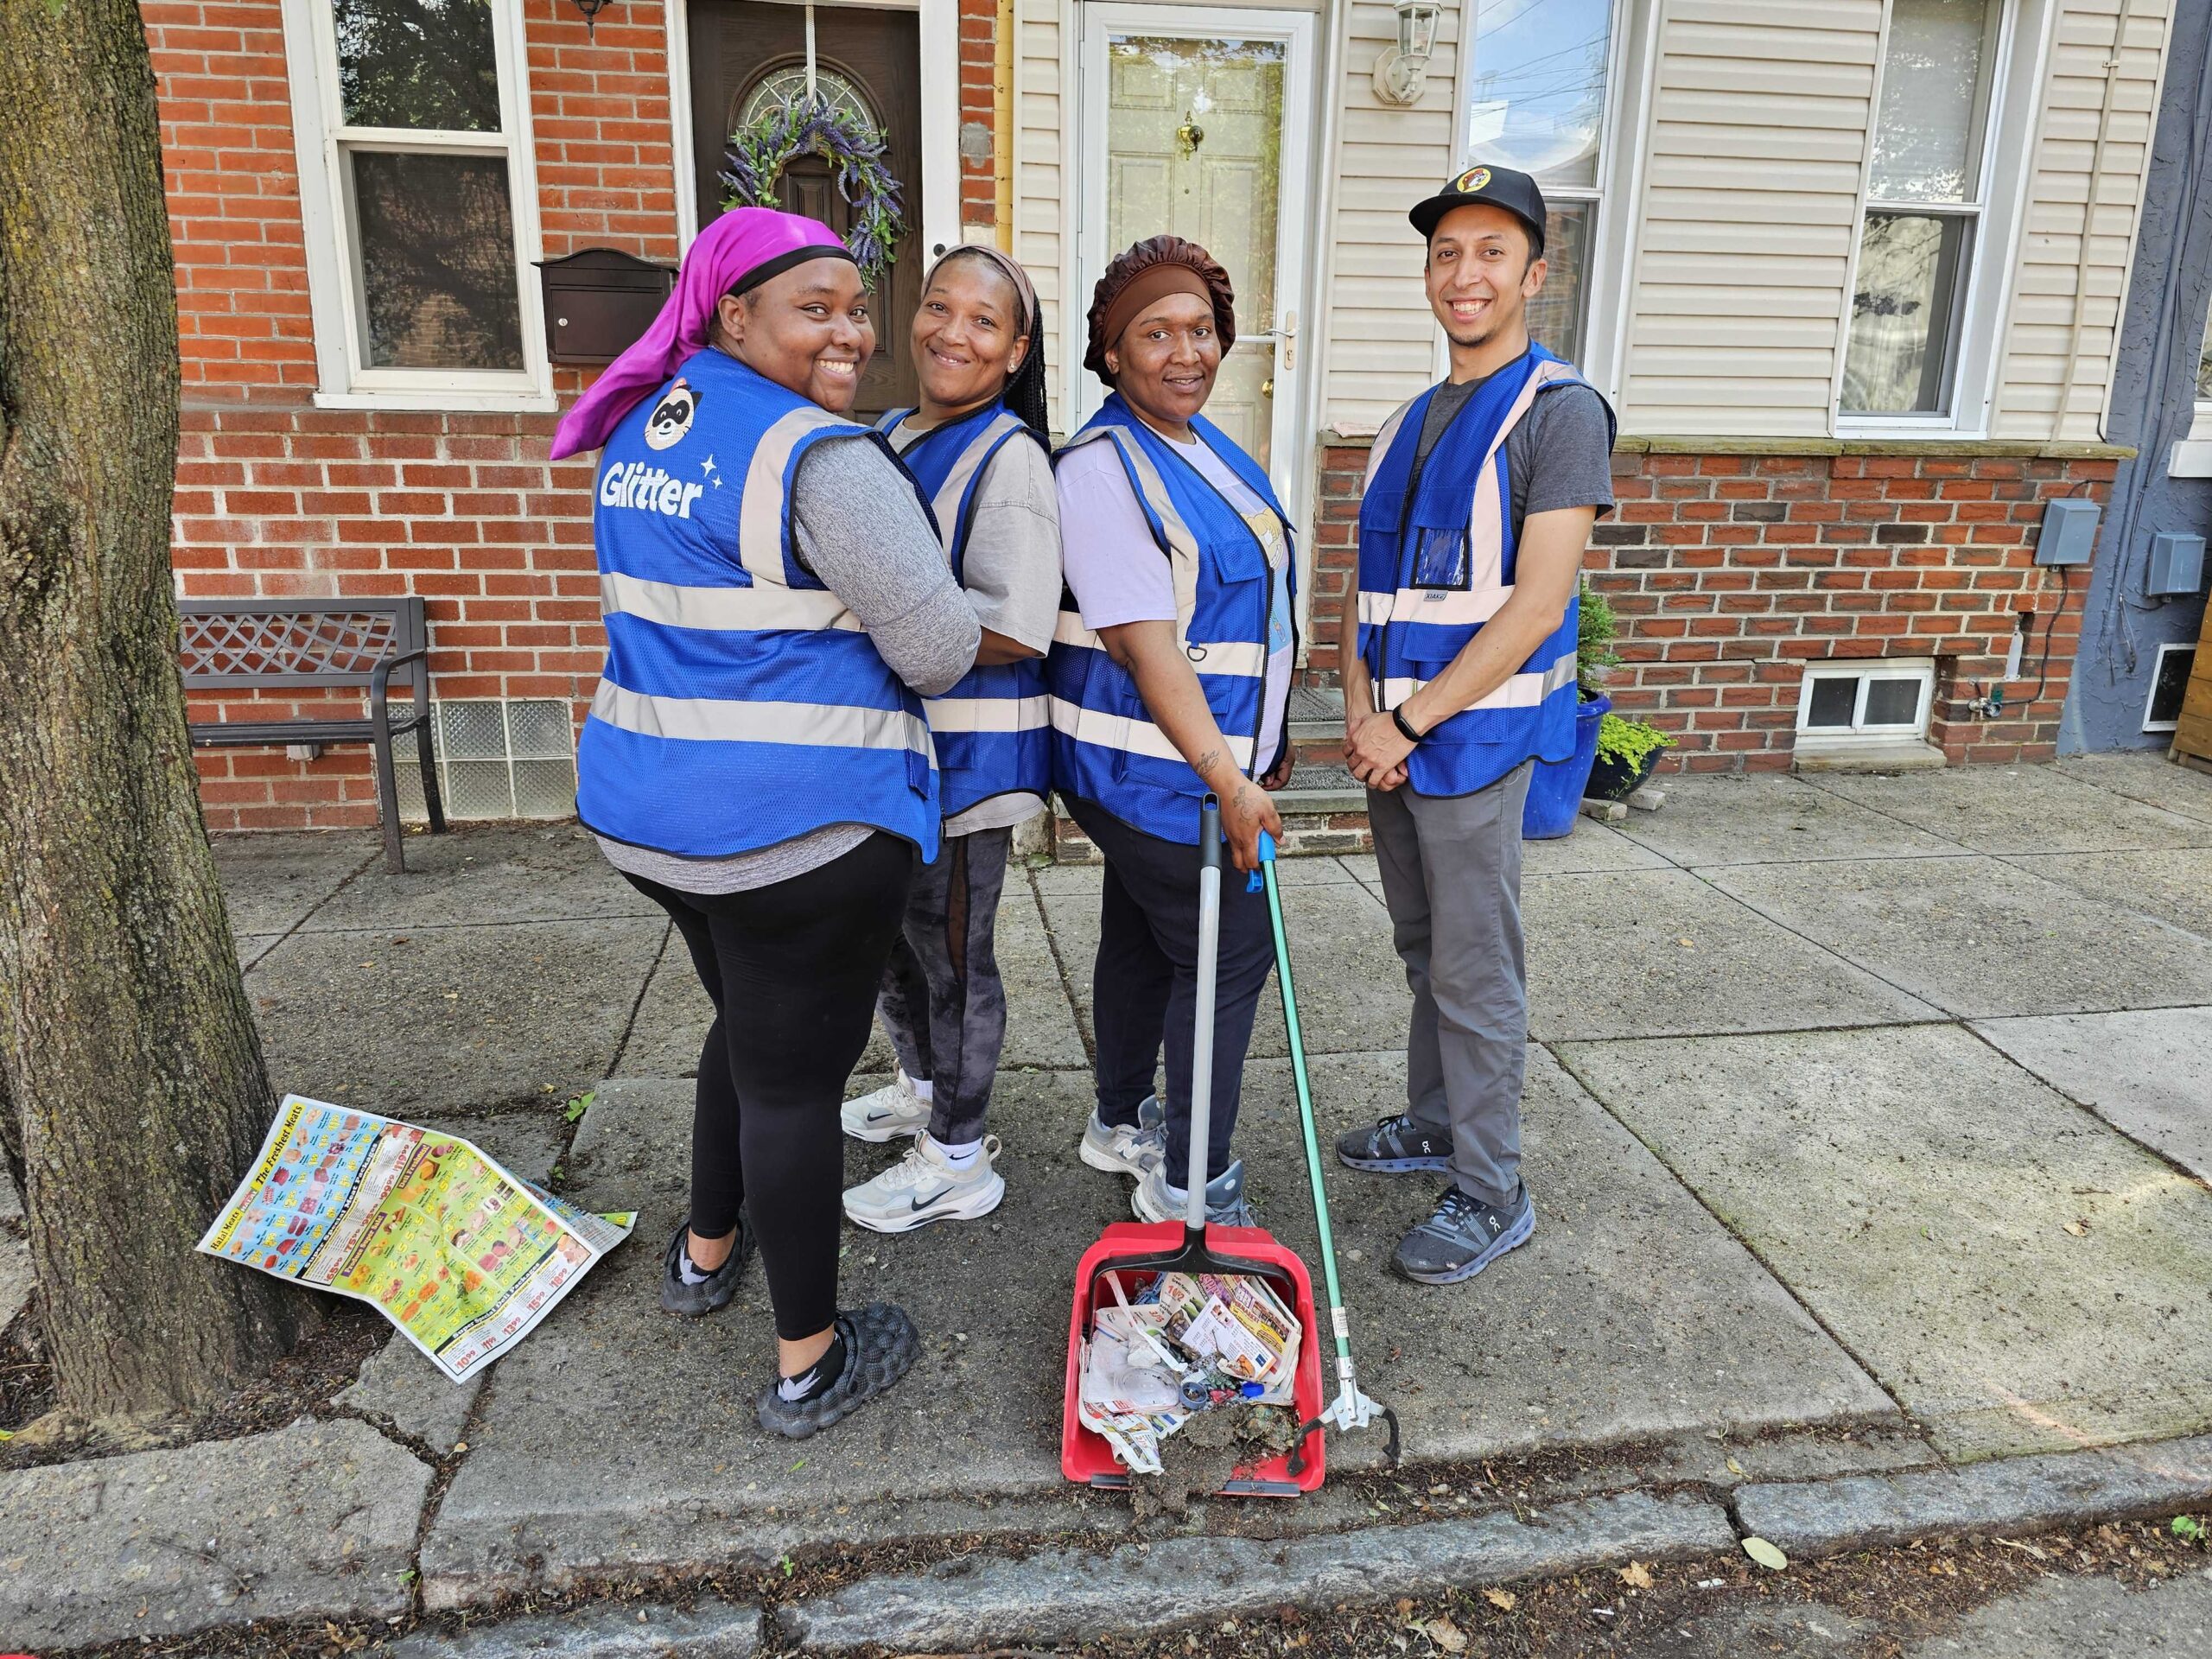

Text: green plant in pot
xmin=1588 ymin=711 xmax=1675 ymax=803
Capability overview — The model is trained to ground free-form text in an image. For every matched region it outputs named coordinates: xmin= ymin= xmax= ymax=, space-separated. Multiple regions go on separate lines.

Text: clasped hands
xmin=1344 ymin=706 xmax=1416 ymax=792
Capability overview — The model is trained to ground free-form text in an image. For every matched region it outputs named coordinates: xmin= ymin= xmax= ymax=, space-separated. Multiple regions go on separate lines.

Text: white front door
xmin=1076 ymin=5 xmax=1316 ymax=516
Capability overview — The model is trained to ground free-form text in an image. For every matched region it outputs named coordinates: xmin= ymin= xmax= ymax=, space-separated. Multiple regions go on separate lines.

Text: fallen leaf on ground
xmin=1482 ymin=1587 xmax=1516 ymax=1611
xmin=1995 ymin=1537 xmax=2048 ymax=1560
xmin=1725 ymin=1455 xmax=1745 ymax=1475
xmin=1618 ymin=1560 xmax=1654 ymax=1588
xmin=2063 ymin=1220 xmax=2088 ymax=1236
xmin=1423 ymin=1616 xmax=1469 ymax=1652
xmin=1743 ymin=1536 xmax=1789 ymax=1572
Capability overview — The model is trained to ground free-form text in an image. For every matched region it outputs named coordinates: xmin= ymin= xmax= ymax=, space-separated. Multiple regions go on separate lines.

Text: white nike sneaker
xmin=842 ymin=1134 xmax=1005 ymax=1234
xmin=1078 ymin=1094 xmax=1166 ymax=1179
xmin=841 ymin=1070 xmax=931 ymax=1143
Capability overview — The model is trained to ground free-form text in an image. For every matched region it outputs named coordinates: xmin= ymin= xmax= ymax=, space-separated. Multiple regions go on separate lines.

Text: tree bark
xmin=0 ymin=1 xmax=306 ymax=1417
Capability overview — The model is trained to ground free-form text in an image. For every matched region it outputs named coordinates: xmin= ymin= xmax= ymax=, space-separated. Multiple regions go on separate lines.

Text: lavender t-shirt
xmin=1056 ymin=428 xmax=1293 ymax=774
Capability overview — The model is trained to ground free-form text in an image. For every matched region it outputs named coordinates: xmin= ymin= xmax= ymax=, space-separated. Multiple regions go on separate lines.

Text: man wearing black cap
xmin=1333 ymin=162 xmax=1617 ymax=1287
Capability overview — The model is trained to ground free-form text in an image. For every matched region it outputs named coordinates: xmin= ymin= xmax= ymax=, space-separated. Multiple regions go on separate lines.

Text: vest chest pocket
xmin=1408 ymin=525 xmax=1471 ymax=592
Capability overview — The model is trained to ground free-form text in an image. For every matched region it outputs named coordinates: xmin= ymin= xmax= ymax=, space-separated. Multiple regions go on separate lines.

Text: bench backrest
xmin=179 ymin=598 xmax=429 ymax=690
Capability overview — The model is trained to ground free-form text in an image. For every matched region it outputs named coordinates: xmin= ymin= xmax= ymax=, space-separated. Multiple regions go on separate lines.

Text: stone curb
xmin=1735 ymin=1433 xmax=2212 ymax=1557
xmin=774 ymin=1490 xmax=1734 ymax=1652
xmin=0 ymin=1418 xmax=430 ymax=1652
xmin=383 ymin=1603 xmax=761 ymax=1657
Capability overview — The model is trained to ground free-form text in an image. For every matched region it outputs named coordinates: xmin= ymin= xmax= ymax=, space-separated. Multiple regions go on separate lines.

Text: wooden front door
xmin=689 ymin=1 xmax=922 ymax=416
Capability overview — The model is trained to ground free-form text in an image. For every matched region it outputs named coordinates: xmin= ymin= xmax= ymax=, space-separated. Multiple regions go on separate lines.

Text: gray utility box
xmin=2034 ymin=497 xmax=2101 ymax=566
xmin=537 ymin=248 xmax=677 ymax=365
xmin=2145 ymin=531 xmax=2206 ymax=596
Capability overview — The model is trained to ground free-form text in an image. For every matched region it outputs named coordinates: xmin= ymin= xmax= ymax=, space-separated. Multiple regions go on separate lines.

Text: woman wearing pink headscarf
xmin=560 ymin=208 xmax=978 ymax=1439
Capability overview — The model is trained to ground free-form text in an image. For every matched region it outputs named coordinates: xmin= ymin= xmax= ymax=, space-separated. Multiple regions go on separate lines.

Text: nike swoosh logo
xmin=909 ymin=1186 xmax=952 ymax=1211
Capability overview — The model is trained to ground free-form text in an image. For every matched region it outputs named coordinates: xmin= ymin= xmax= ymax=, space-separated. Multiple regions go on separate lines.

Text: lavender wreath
xmin=721 ymin=93 xmax=905 ymax=289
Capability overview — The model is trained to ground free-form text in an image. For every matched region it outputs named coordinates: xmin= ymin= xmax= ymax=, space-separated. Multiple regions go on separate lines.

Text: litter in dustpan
xmin=1062 ymin=796 xmax=1327 ymax=1497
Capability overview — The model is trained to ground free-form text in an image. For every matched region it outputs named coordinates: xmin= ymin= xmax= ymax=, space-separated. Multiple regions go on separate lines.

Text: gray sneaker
xmin=1392 ymin=1185 xmax=1535 ymax=1286
xmin=755 ymin=1303 xmax=919 ymax=1439
xmin=659 ymin=1216 xmax=753 ymax=1317
xmin=1337 ymin=1112 xmax=1452 ymax=1173
xmin=1079 ymin=1093 xmax=1166 ymax=1179
xmin=1131 ymin=1156 xmax=1258 ymax=1229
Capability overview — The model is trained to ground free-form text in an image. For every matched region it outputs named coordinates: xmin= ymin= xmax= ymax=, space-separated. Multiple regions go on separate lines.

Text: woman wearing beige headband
xmin=838 ymin=246 xmax=1063 ymax=1235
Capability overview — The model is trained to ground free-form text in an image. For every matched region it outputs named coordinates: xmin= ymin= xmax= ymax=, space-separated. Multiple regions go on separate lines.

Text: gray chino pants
xmin=1365 ymin=761 xmax=1533 ymax=1208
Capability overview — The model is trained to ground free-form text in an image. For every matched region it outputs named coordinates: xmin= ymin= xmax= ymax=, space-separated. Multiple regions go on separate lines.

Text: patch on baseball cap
xmin=1411 ymin=162 xmax=1547 ymax=256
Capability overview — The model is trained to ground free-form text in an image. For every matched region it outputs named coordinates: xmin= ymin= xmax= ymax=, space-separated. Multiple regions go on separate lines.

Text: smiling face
xmin=1425 ymin=202 xmax=1545 ymax=353
xmin=911 ymin=254 xmax=1029 ymax=418
xmin=715 ymin=255 xmax=874 ymax=412
xmin=1104 ymin=290 xmax=1221 ymax=430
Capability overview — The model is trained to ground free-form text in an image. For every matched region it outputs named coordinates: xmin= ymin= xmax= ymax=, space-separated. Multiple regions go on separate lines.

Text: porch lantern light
xmin=1373 ymin=0 xmax=1440 ymax=106
xmin=567 ymin=0 xmax=617 ymax=39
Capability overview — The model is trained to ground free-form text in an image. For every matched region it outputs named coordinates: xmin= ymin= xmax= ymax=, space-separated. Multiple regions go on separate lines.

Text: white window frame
xmin=2143 ymin=642 xmax=2196 ymax=734
xmin=280 ymin=0 xmax=554 ymax=412
xmin=1447 ymin=0 xmax=1655 ymax=404
xmin=1836 ymin=0 xmax=2052 ymax=439
xmin=1796 ymin=658 xmax=1939 ymax=748
xmin=2181 ymin=289 xmax=2212 ymax=456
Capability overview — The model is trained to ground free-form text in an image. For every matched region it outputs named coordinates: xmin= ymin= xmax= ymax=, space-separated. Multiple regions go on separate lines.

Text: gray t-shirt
xmin=1409 ymin=371 xmax=1617 ymax=539
xmin=596 ymin=430 xmax=981 ymax=896
xmin=887 ymin=413 xmax=1062 ymax=836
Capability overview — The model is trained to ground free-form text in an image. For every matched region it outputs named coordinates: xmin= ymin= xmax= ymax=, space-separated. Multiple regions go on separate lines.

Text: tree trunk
xmin=0 ymin=1 xmax=306 ymax=1418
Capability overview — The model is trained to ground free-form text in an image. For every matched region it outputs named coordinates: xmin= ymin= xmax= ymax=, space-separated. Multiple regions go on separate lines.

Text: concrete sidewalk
xmin=5 ymin=755 xmax=2211 ymax=1649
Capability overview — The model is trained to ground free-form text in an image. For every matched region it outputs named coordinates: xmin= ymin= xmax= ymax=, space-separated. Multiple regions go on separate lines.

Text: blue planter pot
xmin=1522 ymin=694 xmax=1610 ymax=839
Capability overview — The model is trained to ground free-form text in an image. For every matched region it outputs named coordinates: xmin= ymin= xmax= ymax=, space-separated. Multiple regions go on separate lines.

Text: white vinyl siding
xmin=1321 ymin=0 xmax=1463 ymax=431
xmin=1014 ymin=0 xmax=1072 ymax=433
xmin=1993 ymin=0 xmax=2173 ymax=440
xmin=1621 ymin=0 xmax=1885 ymax=437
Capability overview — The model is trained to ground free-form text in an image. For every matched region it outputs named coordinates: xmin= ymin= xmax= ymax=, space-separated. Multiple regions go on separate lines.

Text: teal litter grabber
xmin=1253 ymin=831 xmax=1401 ymax=1473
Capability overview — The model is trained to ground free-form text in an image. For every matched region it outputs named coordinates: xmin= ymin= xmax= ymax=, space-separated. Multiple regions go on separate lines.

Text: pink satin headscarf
xmin=549 ymin=207 xmax=854 ymax=461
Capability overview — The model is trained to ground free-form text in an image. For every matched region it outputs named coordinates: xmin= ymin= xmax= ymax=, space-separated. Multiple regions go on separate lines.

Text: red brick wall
xmin=148 ymin=2 xmax=677 ymax=830
xmin=1306 ymin=442 xmax=2117 ymax=771
xmin=959 ymin=0 xmax=999 ymax=228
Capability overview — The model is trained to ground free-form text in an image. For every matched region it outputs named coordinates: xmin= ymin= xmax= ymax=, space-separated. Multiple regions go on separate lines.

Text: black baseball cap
xmin=1409 ymin=162 xmax=1548 ymax=257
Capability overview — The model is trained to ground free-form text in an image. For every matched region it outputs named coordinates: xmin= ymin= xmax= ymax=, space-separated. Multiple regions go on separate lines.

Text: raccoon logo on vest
xmin=644 ymin=378 xmax=699 ymax=450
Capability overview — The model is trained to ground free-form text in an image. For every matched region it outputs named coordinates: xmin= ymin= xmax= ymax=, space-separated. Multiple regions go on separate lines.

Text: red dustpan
xmin=1061 ymin=798 xmax=1325 ymax=1496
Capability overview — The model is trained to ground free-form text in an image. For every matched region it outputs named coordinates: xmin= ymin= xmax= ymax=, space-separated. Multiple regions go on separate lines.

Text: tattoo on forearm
xmin=1194 ymin=747 xmax=1221 ymax=779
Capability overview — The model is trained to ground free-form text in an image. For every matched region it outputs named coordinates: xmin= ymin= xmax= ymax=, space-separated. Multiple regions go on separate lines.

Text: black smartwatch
xmin=1391 ymin=705 xmax=1424 ymax=744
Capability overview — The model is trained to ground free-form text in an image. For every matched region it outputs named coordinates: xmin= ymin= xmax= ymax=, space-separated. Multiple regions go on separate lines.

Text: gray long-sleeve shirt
xmin=597 ymin=431 xmax=981 ymax=894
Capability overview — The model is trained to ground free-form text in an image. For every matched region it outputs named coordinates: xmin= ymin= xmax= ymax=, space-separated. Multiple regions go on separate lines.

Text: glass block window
xmin=396 ymin=699 xmax=577 ymax=822
xmin=1842 ymin=0 xmax=2005 ymax=417
xmin=1796 ymin=660 xmax=1938 ymax=745
xmin=286 ymin=0 xmax=540 ymax=398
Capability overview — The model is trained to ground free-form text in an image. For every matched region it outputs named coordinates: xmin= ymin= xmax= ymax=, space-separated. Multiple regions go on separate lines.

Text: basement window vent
xmin=1796 ymin=658 xmax=1936 ymax=747
xmin=395 ymin=699 xmax=576 ymax=823
xmin=2144 ymin=643 xmax=2196 ymax=734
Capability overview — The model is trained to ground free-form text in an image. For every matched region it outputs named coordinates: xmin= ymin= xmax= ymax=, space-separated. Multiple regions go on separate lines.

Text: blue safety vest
xmin=1046 ymin=395 xmax=1295 ymax=846
xmin=575 ymin=348 xmax=942 ymax=861
xmin=875 ymin=403 xmax=1052 ymax=823
xmin=1356 ymin=345 xmax=1612 ymax=798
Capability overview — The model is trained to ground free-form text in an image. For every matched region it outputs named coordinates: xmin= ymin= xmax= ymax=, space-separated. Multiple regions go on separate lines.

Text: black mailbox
xmin=536 ymin=247 xmax=677 ymax=365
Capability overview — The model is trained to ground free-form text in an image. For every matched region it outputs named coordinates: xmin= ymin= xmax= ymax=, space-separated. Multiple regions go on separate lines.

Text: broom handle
xmin=1256 ymin=834 xmax=1351 ymax=1361
xmin=1188 ymin=797 xmax=1223 ymax=1234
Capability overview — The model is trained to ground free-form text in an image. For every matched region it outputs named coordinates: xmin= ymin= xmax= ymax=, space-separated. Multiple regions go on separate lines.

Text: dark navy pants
xmin=1070 ymin=797 xmax=1275 ymax=1185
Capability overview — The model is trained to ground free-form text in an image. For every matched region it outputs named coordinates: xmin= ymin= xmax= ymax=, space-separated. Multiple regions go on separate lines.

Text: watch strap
xmin=1391 ymin=705 xmax=1423 ymax=744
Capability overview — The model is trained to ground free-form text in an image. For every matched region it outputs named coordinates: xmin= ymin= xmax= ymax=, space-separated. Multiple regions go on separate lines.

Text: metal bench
xmin=181 ymin=597 xmax=447 ymax=873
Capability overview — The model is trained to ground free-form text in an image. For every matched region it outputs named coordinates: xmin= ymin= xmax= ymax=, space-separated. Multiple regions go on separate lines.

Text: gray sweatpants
xmin=1366 ymin=762 xmax=1532 ymax=1208
xmin=875 ymin=825 xmax=1012 ymax=1147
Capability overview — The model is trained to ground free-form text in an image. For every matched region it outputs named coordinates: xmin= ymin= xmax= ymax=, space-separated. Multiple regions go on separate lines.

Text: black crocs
xmin=755 ymin=1303 xmax=919 ymax=1439
xmin=658 ymin=1214 xmax=753 ymax=1317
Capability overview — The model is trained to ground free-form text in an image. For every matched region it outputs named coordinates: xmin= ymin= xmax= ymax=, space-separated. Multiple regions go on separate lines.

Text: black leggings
xmin=626 ymin=833 xmax=916 ymax=1340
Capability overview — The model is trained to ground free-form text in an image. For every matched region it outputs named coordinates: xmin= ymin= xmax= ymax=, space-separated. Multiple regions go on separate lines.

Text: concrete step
xmin=1050 ymin=754 xmax=1370 ymax=863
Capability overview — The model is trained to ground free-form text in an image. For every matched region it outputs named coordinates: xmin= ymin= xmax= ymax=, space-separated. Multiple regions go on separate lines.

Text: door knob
xmin=1262 ymin=378 xmax=1274 ymax=397
xmin=1177 ymin=111 xmax=1205 ymax=156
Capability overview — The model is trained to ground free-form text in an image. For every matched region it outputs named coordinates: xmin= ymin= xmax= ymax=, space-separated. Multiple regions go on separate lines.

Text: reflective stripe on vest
xmin=1357 ymin=347 xmax=1606 ymax=797
xmin=1046 ymin=397 xmax=1294 ymax=845
xmin=877 ymin=402 xmax=1052 ymax=822
xmin=576 ymin=349 xmax=942 ymax=861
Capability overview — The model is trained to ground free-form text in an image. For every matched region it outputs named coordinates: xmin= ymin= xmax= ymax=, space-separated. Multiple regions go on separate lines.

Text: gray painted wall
xmin=2061 ymin=2 xmax=2212 ymax=753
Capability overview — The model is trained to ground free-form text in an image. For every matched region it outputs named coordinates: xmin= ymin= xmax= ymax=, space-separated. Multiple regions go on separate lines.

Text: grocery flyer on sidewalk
xmin=199 ymin=1094 xmax=633 ymax=1382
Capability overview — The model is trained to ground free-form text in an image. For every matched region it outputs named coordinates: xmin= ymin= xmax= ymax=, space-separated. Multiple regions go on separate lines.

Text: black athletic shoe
xmin=755 ymin=1303 xmax=919 ymax=1439
xmin=1392 ymin=1185 xmax=1535 ymax=1286
xmin=658 ymin=1215 xmax=753 ymax=1317
xmin=1337 ymin=1113 xmax=1453 ymax=1173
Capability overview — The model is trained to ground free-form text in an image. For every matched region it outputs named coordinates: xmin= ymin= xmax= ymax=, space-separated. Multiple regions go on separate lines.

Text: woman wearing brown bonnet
xmin=1046 ymin=235 xmax=1298 ymax=1229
